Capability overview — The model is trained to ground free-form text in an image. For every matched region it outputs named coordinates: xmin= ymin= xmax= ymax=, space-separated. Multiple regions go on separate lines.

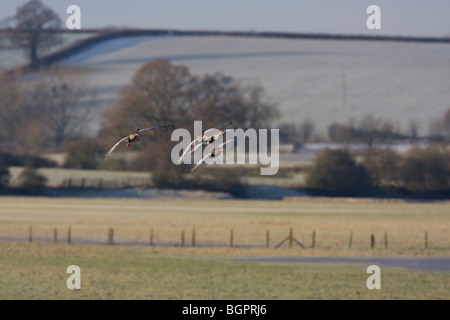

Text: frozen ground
xmin=28 ymin=185 xmax=304 ymax=200
xmin=41 ymin=186 xmax=234 ymax=200
xmin=53 ymin=35 xmax=450 ymax=136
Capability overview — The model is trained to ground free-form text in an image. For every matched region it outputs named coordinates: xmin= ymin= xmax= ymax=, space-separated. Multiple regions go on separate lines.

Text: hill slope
xmin=51 ymin=34 xmax=450 ymax=136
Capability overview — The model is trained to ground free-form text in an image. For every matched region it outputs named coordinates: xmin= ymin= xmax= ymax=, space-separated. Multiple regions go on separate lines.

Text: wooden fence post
xmin=312 ymin=230 xmax=316 ymax=248
xmin=149 ymin=228 xmax=154 ymax=246
xmin=68 ymin=226 xmax=72 ymax=244
xmin=289 ymin=227 xmax=293 ymax=248
xmin=384 ymin=231 xmax=388 ymax=249
xmin=275 ymin=228 xmax=304 ymax=249
xmin=28 ymin=226 xmax=32 ymax=243
xmin=424 ymin=231 xmax=428 ymax=249
xmin=181 ymin=230 xmax=185 ymax=247
xmin=53 ymin=228 xmax=57 ymax=243
xmin=192 ymin=228 xmax=196 ymax=247
xmin=230 ymin=229 xmax=234 ymax=248
xmin=107 ymin=228 xmax=114 ymax=245
xmin=371 ymin=234 xmax=375 ymax=249
xmin=266 ymin=230 xmax=270 ymax=248
xmin=349 ymin=231 xmax=353 ymax=249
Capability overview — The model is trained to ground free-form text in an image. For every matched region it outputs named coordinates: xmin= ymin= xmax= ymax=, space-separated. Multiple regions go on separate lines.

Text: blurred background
xmin=1 ymin=0 xmax=450 ymax=301
xmin=0 ymin=0 xmax=450 ymax=200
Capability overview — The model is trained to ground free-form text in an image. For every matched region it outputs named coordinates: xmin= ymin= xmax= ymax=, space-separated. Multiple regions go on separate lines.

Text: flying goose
xmin=103 ymin=124 xmax=170 ymax=158
xmin=176 ymin=121 xmax=232 ymax=164
xmin=202 ymin=121 xmax=232 ymax=145
xmin=187 ymin=137 xmax=236 ymax=173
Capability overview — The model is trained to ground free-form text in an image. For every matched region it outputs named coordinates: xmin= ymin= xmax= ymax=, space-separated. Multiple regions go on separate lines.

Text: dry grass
xmin=0 ymin=196 xmax=449 ymax=300
xmin=0 ymin=196 xmax=449 ymax=255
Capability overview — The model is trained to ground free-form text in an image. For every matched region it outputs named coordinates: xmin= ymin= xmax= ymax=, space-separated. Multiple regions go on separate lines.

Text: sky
xmin=1 ymin=0 xmax=450 ymax=37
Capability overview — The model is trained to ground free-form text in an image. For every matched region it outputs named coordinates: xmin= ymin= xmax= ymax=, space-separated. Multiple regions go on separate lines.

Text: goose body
xmin=103 ymin=124 xmax=170 ymax=158
xmin=176 ymin=122 xmax=232 ymax=164
xmin=187 ymin=137 xmax=235 ymax=173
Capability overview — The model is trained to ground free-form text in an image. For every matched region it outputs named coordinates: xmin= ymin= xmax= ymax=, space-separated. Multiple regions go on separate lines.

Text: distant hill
xmin=5 ymin=29 xmax=450 ymax=136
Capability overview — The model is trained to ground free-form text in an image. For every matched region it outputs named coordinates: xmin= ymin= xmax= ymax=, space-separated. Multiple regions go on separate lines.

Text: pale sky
xmin=1 ymin=0 xmax=450 ymax=37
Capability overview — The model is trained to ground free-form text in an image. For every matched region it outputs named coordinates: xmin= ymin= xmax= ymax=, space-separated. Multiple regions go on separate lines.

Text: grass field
xmin=1 ymin=197 xmax=449 ymax=251
xmin=1 ymin=242 xmax=449 ymax=300
xmin=0 ymin=196 xmax=449 ymax=300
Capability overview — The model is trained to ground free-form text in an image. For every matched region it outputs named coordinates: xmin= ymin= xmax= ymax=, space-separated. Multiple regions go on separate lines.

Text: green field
xmin=1 ymin=242 xmax=449 ymax=300
xmin=0 ymin=196 xmax=449 ymax=300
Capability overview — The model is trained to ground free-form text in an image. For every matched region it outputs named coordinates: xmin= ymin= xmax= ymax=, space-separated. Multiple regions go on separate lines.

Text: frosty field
xmin=56 ymin=35 xmax=450 ymax=135
xmin=1 ymin=196 xmax=449 ymax=252
xmin=0 ymin=196 xmax=449 ymax=300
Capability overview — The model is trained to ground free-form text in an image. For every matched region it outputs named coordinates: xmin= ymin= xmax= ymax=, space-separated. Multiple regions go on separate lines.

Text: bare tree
xmin=362 ymin=147 xmax=401 ymax=188
xmin=103 ymin=59 xmax=192 ymax=134
xmin=431 ymin=109 xmax=450 ymax=141
xmin=299 ymin=117 xmax=315 ymax=141
xmin=100 ymin=59 xmax=279 ymax=145
xmin=1 ymin=0 xmax=62 ymax=67
xmin=279 ymin=122 xmax=299 ymax=142
xmin=26 ymin=67 xmax=94 ymax=149
xmin=190 ymin=72 xmax=278 ymax=129
xmin=399 ymin=146 xmax=449 ymax=192
xmin=408 ymin=120 xmax=419 ymax=140
xmin=241 ymin=84 xmax=279 ymax=129
xmin=359 ymin=115 xmax=381 ymax=147
xmin=0 ymin=70 xmax=27 ymax=152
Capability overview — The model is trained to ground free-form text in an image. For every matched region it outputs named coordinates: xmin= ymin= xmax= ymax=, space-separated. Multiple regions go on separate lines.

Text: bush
xmin=146 ymin=141 xmax=189 ymax=188
xmin=399 ymin=146 xmax=449 ymax=193
xmin=0 ymin=159 xmax=10 ymax=189
xmin=64 ymin=138 xmax=105 ymax=169
xmin=306 ymin=149 xmax=372 ymax=195
xmin=362 ymin=147 xmax=402 ymax=188
xmin=17 ymin=162 xmax=47 ymax=191
xmin=146 ymin=141 xmax=246 ymax=194
xmin=0 ymin=152 xmax=58 ymax=168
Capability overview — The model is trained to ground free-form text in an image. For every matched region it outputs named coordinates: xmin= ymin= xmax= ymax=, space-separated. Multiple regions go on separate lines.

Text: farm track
xmin=1 ymin=235 xmax=449 ymax=271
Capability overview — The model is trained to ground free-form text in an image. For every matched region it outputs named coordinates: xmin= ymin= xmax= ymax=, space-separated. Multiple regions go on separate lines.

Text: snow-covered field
xmin=0 ymin=32 xmax=95 ymax=70
xmin=5 ymin=34 xmax=450 ymax=136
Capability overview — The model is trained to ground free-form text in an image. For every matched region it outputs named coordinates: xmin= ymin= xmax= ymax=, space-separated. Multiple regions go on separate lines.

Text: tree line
xmin=279 ymin=112 xmax=450 ymax=145
xmin=0 ymin=58 xmax=279 ymax=194
xmin=1 ymin=0 xmax=449 ymax=198
xmin=0 ymin=67 xmax=93 ymax=155
xmin=305 ymin=146 xmax=450 ymax=198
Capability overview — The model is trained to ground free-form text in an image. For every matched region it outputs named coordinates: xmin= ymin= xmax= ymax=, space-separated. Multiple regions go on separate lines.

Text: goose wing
xmin=178 ymin=142 xmax=204 ymax=165
xmin=187 ymin=152 xmax=213 ymax=173
xmin=176 ymin=139 xmax=196 ymax=164
xmin=103 ymin=136 xmax=128 ymax=158
xmin=187 ymin=139 xmax=233 ymax=173
xmin=203 ymin=121 xmax=232 ymax=136
xmin=219 ymin=137 xmax=236 ymax=148
xmin=137 ymin=124 xmax=170 ymax=133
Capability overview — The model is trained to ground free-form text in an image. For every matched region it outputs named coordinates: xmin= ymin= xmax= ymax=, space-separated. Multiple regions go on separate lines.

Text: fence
xmin=17 ymin=226 xmax=436 ymax=250
xmin=60 ymin=177 xmax=153 ymax=189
